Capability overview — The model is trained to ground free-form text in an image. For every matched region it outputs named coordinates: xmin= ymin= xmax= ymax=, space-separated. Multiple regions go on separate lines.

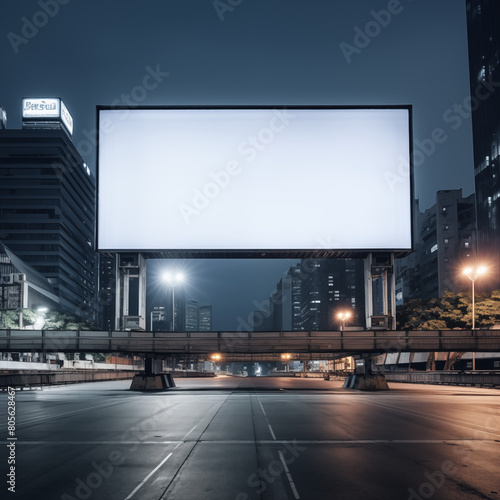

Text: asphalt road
xmin=0 ymin=376 xmax=499 ymax=500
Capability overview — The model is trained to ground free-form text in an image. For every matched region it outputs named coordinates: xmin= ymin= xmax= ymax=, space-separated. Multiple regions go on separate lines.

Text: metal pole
xmin=472 ymin=278 xmax=475 ymax=330
xmin=172 ymin=285 xmax=175 ymax=332
xmin=471 ymin=277 xmax=476 ymax=370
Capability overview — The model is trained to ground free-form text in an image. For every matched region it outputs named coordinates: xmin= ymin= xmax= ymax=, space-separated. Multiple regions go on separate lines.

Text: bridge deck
xmin=1 ymin=329 xmax=500 ymax=355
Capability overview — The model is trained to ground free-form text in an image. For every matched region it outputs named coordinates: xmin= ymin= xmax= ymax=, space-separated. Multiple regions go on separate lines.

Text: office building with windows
xmin=199 ymin=304 xmax=212 ymax=331
xmin=396 ymin=190 xmax=476 ymax=302
xmin=0 ymin=118 xmax=97 ymax=321
xmin=186 ymin=300 xmax=199 ymax=331
xmin=466 ymin=0 xmax=500 ymax=287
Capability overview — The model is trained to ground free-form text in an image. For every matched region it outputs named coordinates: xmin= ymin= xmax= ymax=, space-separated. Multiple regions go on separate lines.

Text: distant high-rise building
xmin=98 ymin=253 xmax=116 ymax=330
xmin=151 ymin=305 xmax=167 ymax=331
xmin=396 ymin=189 xmax=476 ymax=302
xmin=199 ymin=303 xmax=212 ymax=331
xmin=299 ymin=259 xmax=364 ymax=330
xmin=271 ymin=272 xmax=293 ymax=331
xmin=267 ymin=260 xmax=364 ymax=332
xmin=186 ymin=300 xmax=199 ymax=331
xmin=0 ymin=122 xmax=97 ymax=321
xmin=466 ymin=0 xmax=500 ymax=287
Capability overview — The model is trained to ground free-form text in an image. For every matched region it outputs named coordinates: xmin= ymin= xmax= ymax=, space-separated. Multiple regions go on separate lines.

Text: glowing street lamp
xmin=463 ymin=266 xmax=487 ymax=330
xmin=281 ymin=353 xmax=292 ymax=372
xmin=163 ymin=272 xmax=184 ymax=331
xmin=463 ymin=266 xmax=487 ymax=371
xmin=338 ymin=311 xmax=351 ymax=331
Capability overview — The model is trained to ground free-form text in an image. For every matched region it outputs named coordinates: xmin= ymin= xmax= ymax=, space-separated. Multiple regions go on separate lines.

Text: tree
xmin=397 ymin=289 xmax=500 ymax=330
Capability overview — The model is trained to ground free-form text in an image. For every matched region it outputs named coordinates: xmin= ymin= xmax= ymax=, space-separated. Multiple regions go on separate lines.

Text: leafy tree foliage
xmin=397 ymin=290 xmax=500 ymax=330
xmin=0 ymin=309 xmax=95 ymax=330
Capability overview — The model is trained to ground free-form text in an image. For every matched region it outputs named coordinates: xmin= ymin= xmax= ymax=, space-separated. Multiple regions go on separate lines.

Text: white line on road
xmin=182 ymin=424 xmax=198 ymax=440
xmin=6 ymin=438 xmax=496 ymax=445
xmin=124 ymin=452 xmax=173 ymax=500
xmin=268 ymin=424 xmax=277 ymax=440
xmin=278 ymin=450 xmax=300 ymax=499
xmin=259 ymin=401 xmax=267 ymax=416
xmin=256 ymin=395 xmax=277 ymax=440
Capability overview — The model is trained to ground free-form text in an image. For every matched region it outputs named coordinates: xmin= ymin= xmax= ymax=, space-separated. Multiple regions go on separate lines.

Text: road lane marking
xmin=279 ymin=450 xmax=300 ymax=499
xmin=259 ymin=401 xmax=267 ymax=416
xmin=256 ymin=395 xmax=276 ymax=440
xmin=124 ymin=452 xmax=173 ymax=500
xmin=268 ymin=424 xmax=277 ymax=440
xmin=182 ymin=424 xmax=198 ymax=439
xmin=6 ymin=438 xmax=497 ymax=445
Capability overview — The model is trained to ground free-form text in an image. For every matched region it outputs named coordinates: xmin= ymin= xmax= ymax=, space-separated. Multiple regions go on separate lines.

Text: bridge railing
xmin=1 ymin=329 xmax=500 ymax=354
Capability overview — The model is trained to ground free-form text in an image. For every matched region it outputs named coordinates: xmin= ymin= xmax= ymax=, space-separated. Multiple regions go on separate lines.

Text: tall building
xmin=185 ymin=300 xmax=199 ymax=331
xmin=199 ymin=303 xmax=212 ymax=331
xmin=97 ymin=253 xmax=116 ymax=330
xmin=0 ymin=114 xmax=97 ymax=322
xmin=151 ymin=305 xmax=167 ymax=331
xmin=299 ymin=259 xmax=364 ymax=330
xmin=267 ymin=260 xmax=364 ymax=332
xmin=396 ymin=190 xmax=476 ymax=302
xmin=271 ymin=272 xmax=293 ymax=331
xmin=466 ymin=0 xmax=500 ymax=288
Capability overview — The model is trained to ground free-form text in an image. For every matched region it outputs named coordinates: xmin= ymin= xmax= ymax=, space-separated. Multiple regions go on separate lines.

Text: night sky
xmin=0 ymin=0 xmax=474 ymax=329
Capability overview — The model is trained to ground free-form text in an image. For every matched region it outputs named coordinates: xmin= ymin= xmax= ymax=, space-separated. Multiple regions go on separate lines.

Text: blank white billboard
xmin=97 ymin=107 xmax=412 ymax=253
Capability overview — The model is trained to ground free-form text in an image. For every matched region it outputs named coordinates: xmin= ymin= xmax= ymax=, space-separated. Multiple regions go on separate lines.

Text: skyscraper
xmin=396 ymin=190 xmax=476 ymax=302
xmin=466 ymin=0 xmax=500 ymax=288
xmin=186 ymin=300 xmax=199 ymax=331
xmin=199 ymin=304 xmax=212 ymax=331
xmin=0 ymin=123 xmax=97 ymax=321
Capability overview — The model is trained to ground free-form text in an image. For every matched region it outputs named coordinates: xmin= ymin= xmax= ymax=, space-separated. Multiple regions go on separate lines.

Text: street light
xmin=281 ymin=353 xmax=292 ymax=372
xmin=338 ymin=311 xmax=351 ymax=331
xmin=463 ymin=266 xmax=487 ymax=370
xmin=163 ymin=272 xmax=184 ymax=331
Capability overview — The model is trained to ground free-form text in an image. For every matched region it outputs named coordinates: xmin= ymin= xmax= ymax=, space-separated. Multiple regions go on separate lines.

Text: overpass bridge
xmin=1 ymin=329 xmax=499 ymax=358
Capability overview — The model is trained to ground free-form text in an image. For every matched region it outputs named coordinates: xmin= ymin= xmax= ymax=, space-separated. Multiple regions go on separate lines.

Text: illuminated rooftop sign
xmin=22 ymin=98 xmax=73 ymax=135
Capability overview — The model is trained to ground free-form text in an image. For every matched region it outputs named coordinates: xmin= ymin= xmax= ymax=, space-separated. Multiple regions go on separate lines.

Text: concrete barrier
xmin=0 ymin=370 xmax=135 ymax=389
xmin=384 ymin=371 xmax=500 ymax=388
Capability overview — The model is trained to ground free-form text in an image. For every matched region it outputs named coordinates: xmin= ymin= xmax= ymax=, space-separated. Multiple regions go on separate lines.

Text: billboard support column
xmin=364 ymin=253 xmax=396 ymax=330
xmin=115 ymin=253 xmax=146 ymax=331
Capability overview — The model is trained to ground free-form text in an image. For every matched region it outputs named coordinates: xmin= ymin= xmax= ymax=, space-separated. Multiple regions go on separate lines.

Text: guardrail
xmin=0 ymin=370 xmax=136 ymax=389
xmin=0 ymin=329 xmax=499 ymax=354
xmin=385 ymin=371 xmax=500 ymax=388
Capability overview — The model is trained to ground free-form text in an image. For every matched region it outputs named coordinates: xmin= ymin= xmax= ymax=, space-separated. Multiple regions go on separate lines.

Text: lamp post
xmin=163 ymin=272 xmax=184 ymax=331
xmin=463 ymin=266 xmax=487 ymax=370
xmin=338 ymin=311 xmax=351 ymax=331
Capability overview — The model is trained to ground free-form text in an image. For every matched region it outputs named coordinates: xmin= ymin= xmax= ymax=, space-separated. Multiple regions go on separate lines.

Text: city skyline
xmin=0 ymin=0 xmax=479 ymax=329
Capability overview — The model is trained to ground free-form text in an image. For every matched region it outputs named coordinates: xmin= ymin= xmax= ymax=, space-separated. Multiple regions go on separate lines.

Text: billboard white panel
xmin=97 ymin=107 xmax=412 ymax=253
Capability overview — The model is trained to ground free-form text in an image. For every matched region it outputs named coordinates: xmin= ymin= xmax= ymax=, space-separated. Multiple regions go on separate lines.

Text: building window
xmin=444 ymin=239 xmax=448 ymax=244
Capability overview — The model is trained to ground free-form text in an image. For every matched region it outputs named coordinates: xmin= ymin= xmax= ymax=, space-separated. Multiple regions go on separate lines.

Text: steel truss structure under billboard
xmin=113 ymin=251 xmax=397 ymax=331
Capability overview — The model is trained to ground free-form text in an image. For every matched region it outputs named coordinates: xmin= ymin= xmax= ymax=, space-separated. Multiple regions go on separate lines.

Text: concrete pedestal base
xmin=343 ymin=373 xmax=390 ymax=391
xmin=130 ymin=373 xmax=176 ymax=391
